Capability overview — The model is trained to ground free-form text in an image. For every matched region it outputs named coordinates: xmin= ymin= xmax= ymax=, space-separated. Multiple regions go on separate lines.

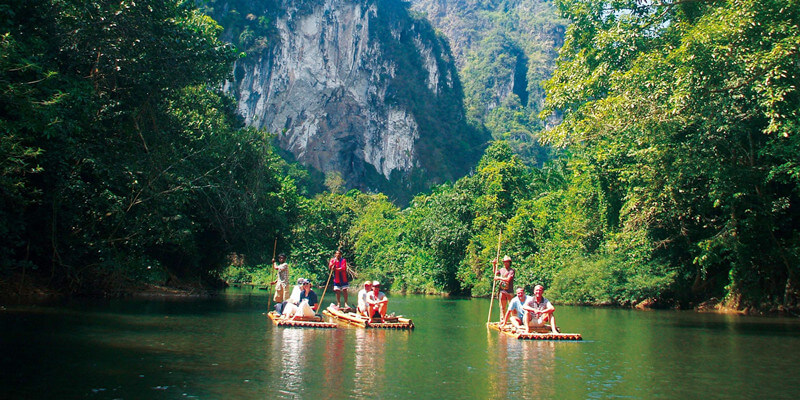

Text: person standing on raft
xmin=272 ymin=253 xmax=289 ymax=303
xmin=329 ymin=250 xmax=350 ymax=309
xmin=493 ymin=255 xmax=515 ymax=320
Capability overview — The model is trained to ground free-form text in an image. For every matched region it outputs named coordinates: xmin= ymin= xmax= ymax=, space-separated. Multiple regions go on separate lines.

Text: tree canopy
xmin=1 ymin=0 xmax=295 ymax=293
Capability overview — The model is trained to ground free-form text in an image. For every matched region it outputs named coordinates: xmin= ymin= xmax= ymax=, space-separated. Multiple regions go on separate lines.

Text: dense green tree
xmin=400 ymin=185 xmax=474 ymax=293
xmin=0 ymin=0 xmax=295 ymax=293
xmin=542 ymin=0 xmax=800 ymax=309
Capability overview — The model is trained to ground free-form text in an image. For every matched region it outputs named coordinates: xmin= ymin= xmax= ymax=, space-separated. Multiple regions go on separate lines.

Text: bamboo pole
xmin=317 ymin=264 xmax=335 ymax=315
xmin=267 ymin=237 xmax=278 ymax=310
xmin=487 ymin=230 xmax=502 ymax=323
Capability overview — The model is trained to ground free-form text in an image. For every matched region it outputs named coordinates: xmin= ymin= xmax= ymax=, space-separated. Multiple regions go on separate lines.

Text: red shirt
xmin=329 ymin=257 xmax=348 ymax=285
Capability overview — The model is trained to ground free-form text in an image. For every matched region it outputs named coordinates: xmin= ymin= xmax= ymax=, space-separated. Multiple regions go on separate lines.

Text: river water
xmin=2 ymin=287 xmax=799 ymax=399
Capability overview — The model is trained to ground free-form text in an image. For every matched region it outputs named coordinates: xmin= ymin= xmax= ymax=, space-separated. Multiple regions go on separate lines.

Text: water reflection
xmin=352 ymin=328 xmax=386 ymax=397
xmin=486 ymin=328 xmax=557 ymax=398
xmin=4 ymin=290 xmax=800 ymax=399
xmin=323 ymin=328 xmax=348 ymax=396
xmin=273 ymin=328 xmax=310 ymax=397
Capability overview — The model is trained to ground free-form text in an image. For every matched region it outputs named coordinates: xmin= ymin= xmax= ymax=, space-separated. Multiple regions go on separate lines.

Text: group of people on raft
xmin=271 ymin=250 xmax=556 ymax=332
xmin=494 ymin=255 xmax=558 ymax=334
xmin=271 ymin=250 xmax=390 ymax=322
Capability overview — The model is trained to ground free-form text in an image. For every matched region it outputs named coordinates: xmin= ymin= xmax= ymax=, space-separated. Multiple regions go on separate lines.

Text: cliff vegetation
xmin=2 ymin=0 xmax=799 ymax=314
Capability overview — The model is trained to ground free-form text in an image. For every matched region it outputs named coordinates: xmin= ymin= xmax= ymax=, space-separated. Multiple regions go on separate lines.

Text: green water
xmin=2 ymin=288 xmax=799 ymax=399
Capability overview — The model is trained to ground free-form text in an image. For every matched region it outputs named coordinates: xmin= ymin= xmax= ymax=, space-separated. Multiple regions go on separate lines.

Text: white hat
xmin=503 ymin=255 xmax=512 ymax=262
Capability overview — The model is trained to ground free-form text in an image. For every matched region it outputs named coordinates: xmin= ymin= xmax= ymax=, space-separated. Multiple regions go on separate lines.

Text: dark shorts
xmin=334 ymin=283 xmax=349 ymax=291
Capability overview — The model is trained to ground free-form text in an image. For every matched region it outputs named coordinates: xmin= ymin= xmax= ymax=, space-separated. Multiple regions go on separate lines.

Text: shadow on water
xmin=669 ymin=314 xmax=800 ymax=337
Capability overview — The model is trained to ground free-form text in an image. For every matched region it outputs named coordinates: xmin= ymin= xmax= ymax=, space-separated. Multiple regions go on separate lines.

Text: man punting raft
xmin=268 ymin=277 xmax=336 ymax=329
xmin=329 ymin=250 xmax=351 ymax=311
xmin=324 ymin=281 xmax=414 ymax=329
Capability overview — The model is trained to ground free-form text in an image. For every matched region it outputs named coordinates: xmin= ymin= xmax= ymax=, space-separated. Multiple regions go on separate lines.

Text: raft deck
xmin=323 ymin=304 xmax=414 ymax=330
xmin=487 ymin=321 xmax=582 ymax=341
xmin=267 ymin=311 xmax=337 ymax=329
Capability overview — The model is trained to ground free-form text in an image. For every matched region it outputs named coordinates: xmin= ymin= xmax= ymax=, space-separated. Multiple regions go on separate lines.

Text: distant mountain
xmin=203 ymin=0 xmax=488 ymax=203
xmin=409 ymin=0 xmax=567 ymax=164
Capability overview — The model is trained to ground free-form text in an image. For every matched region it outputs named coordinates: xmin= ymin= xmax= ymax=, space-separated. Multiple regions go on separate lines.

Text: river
xmin=2 ymin=287 xmax=799 ymax=399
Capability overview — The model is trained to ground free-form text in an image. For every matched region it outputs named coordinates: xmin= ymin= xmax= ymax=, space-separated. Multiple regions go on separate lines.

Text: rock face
xmin=409 ymin=0 xmax=566 ymax=114
xmin=215 ymin=0 xmax=487 ymax=201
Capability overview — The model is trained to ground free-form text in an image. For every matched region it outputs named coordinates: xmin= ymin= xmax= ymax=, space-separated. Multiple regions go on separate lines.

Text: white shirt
xmin=524 ymin=296 xmax=552 ymax=313
xmin=357 ymin=288 xmax=369 ymax=310
xmin=367 ymin=291 xmax=387 ymax=305
xmin=287 ymin=285 xmax=301 ymax=305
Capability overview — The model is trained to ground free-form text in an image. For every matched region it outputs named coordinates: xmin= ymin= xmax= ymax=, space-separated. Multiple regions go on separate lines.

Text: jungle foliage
xmin=0 ymin=0 xmax=296 ymax=293
xmin=413 ymin=0 xmax=568 ymax=164
xmin=240 ymin=0 xmax=800 ymax=312
xmin=3 ymin=0 xmax=798 ymax=313
xmin=539 ymin=0 xmax=800 ymax=310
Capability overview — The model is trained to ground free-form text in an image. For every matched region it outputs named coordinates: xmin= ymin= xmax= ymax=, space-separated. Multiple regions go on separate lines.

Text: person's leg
xmin=342 ymin=288 xmax=349 ymax=308
xmin=499 ymin=292 xmax=509 ymax=321
xmin=367 ymin=304 xmax=377 ymax=322
xmin=523 ymin=312 xmax=533 ymax=333
xmin=273 ymin=285 xmax=284 ymax=303
xmin=297 ymin=301 xmax=315 ymax=318
xmin=377 ymin=302 xmax=388 ymax=320
xmin=334 ymin=288 xmax=341 ymax=307
xmin=545 ymin=312 xmax=557 ymax=333
xmin=510 ymin=316 xmax=522 ymax=331
xmin=281 ymin=303 xmax=298 ymax=318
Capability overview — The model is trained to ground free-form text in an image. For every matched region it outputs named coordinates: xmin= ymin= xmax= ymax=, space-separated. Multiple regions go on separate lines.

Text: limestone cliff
xmin=409 ymin=0 xmax=566 ymax=115
xmin=408 ymin=0 xmax=566 ymax=164
xmin=206 ymin=0 xmax=488 ymax=202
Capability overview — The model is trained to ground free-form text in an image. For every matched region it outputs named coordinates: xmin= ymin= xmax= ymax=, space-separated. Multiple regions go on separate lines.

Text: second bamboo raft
xmin=323 ymin=304 xmax=414 ymax=330
xmin=487 ymin=321 xmax=582 ymax=340
xmin=267 ymin=311 xmax=337 ymax=329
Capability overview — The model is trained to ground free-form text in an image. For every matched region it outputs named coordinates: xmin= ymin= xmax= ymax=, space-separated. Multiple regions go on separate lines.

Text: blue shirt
xmin=507 ymin=295 xmax=530 ymax=319
xmin=300 ymin=290 xmax=318 ymax=308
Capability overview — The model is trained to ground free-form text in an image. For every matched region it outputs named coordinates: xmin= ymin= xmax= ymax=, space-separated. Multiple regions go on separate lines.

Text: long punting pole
xmin=268 ymin=237 xmax=278 ymax=310
xmin=317 ymin=262 xmax=335 ymax=313
xmin=486 ymin=230 xmax=502 ymax=323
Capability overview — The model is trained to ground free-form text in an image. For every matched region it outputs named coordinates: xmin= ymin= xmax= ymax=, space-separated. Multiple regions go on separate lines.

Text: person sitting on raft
xmin=281 ymin=278 xmax=319 ymax=320
xmin=501 ymin=287 xmax=532 ymax=332
xmin=366 ymin=281 xmax=388 ymax=322
xmin=357 ymin=280 xmax=372 ymax=317
xmin=522 ymin=284 xmax=557 ymax=334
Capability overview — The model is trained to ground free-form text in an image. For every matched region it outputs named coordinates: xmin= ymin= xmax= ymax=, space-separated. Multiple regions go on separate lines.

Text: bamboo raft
xmin=267 ymin=311 xmax=337 ymax=329
xmin=323 ymin=304 xmax=414 ymax=330
xmin=487 ymin=322 xmax=582 ymax=341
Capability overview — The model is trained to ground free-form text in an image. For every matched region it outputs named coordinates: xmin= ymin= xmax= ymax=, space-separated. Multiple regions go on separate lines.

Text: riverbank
xmin=0 ymin=272 xmax=214 ymax=301
xmin=2 ymin=272 xmax=797 ymax=316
